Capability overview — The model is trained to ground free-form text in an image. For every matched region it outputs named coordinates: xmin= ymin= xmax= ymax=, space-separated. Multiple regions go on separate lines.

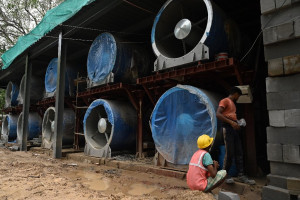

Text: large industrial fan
xmin=2 ymin=114 xmax=19 ymax=142
xmin=87 ymin=32 xmax=150 ymax=87
xmin=151 ymin=85 xmax=222 ymax=165
xmin=84 ymin=99 xmax=136 ymax=158
xmin=17 ymin=75 xmax=44 ymax=105
xmin=5 ymin=82 xmax=19 ymax=107
xmin=44 ymin=58 xmax=78 ymax=98
xmin=42 ymin=107 xmax=75 ymax=149
xmin=151 ymin=0 xmax=241 ymax=71
xmin=17 ymin=112 xmax=42 ymax=143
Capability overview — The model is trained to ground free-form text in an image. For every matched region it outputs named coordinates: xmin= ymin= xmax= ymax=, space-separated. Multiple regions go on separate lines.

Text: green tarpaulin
xmin=1 ymin=0 xmax=95 ymax=70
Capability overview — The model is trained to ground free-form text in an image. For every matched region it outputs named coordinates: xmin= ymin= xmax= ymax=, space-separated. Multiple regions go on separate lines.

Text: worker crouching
xmin=187 ymin=134 xmax=226 ymax=193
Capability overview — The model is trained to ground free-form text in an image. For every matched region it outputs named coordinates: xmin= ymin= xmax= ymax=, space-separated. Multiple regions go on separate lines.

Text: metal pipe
xmin=53 ymin=31 xmax=66 ymax=158
xmin=20 ymin=55 xmax=31 ymax=151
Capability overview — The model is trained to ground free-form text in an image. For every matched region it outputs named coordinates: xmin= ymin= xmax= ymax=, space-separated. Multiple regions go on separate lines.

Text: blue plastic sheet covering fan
xmin=17 ymin=112 xmax=42 ymax=141
xmin=5 ymin=82 xmax=19 ymax=107
xmin=151 ymin=85 xmax=218 ymax=165
xmin=87 ymin=33 xmax=134 ymax=84
xmin=2 ymin=115 xmax=18 ymax=140
xmin=45 ymin=58 xmax=77 ymax=95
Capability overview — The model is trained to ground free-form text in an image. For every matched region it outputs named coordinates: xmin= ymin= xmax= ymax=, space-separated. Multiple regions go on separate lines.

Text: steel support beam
xmin=20 ymin=55 xmax=31 ymax=151
xmin=53 ymin=32 xmax=67 ymax=158
xmin=136 ymin=93 xmax=144 ymax=158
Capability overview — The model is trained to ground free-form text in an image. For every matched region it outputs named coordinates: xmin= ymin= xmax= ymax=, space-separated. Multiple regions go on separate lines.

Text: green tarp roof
xmin=1 ymin=0 xmax=95 ymax=70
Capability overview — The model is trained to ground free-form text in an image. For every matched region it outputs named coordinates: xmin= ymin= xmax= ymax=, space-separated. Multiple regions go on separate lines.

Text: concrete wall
xmin=261 ymin=0 xmax=300 ymax=199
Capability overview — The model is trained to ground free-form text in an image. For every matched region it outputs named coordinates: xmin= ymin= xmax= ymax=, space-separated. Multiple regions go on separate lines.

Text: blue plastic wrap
xmin=5 ymin=82 xmax=19 ymax=107
xmin=151 ymin=85 xmax=218 ymax=165
xmin=87 ymin=33 xmax=117 ymax=84
xmin=2 ymin=115 xmax=18 ymax=140
xmin=83 ymin=99 xmax=136 ymax=150
xmin=87 ymin=33 xmax=149 ymax=86
xmin=17 ymin=112 xmax=42 ymax=141
xmin=10 ymin=83 xmax=19 ymax=106
xmin=45 ymin=58 xmax=77 ymax=95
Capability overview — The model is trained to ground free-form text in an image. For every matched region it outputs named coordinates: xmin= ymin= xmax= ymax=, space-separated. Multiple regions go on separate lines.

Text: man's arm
xmin=207 ymin=160 xmax=219 ymax=178
xmin=216 ymin=106 xmax=240 ymax=130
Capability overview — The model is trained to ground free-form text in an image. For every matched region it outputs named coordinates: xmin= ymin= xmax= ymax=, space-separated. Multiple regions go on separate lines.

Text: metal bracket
xmin=154 ymin=43 xmax=209 ymax=71
xmin=87 ymin=72 xmax=114 ymax=88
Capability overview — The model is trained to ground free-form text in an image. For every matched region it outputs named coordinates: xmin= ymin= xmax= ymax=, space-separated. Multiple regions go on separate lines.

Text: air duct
xmin=17 ymin=112 xmax=42 ymax=143
xmin=17 ymin=75 xmax=44 ymax=105
xmin=150 ymin=85 xmax=222 ymax=165
xmin=87 ymin=32 xmax=150 ymax=87
xmin=83 ymin=99 xmax=136 ymax=158
xmin=1 ymin=114 xmax=18 ymax=142
xmin=151 ymin=0 xmax=241 ymax=70
xmin=5 ymin=82 xmax=19 ymax=107
xmin=44 ymin=58 xmax=77 ymax=98
xmin=41 ymin=107 xmax=75 ymax=149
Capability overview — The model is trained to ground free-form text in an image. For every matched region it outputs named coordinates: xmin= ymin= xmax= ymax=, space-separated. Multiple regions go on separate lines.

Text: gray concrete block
xmin=264 ymin=37 xmax=300 ymax=61
xmin=261 ymin=0 xmax=276 ymax=13
xmin=295 ymin=18 xmax=300 ymax=37
xmin=267 ymin=127 xmax=300 ymax=145
xmin=267 ymin=174 xmax=287 ymax=189
xmin=283 ymin=145 xmax=300 ymax=164
xmin=266 ymin=73 xmax=300 ymax=93
xmin=277 ymin=21 xmax=294 ymax=41
xmin=263 ymin=26 xmax=278 ymax=45
xmin=284 ymin=54 xmax=300 ymax=75
xmin=269 ymin=110 xmax=285 ymax=127
xmin=268 ymin=57 xmax=284 ymax=76
xmin=267 ymin=143 xmax=283 ymax=162
xmin=276 ymin=0 xmax=292 ymax=8
xmin=262 ymin=185 xmax=291 ymax=200
xmin=267 ymin=91 xmax=300 ymax=110
xmin=261 ymin=4 xmax=300 ymax=29
xmin=285 ymin=109 xmax=300 ymax=127
xmin=218 ymin=191 xmax=240 ymax=200
xmin=270 ymin=162 xmax=300 ymax=178
xmin=287 ymin=177 xmax=300 ymax=192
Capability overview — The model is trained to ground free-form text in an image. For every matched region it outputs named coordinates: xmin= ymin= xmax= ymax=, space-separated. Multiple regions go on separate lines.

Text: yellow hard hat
xmin=197 ymin=134 xmax=214 ymax=149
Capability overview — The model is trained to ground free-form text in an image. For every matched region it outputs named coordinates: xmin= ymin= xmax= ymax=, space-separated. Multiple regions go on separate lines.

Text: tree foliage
xmin=0 ymin=0 xmax=63 ymax=67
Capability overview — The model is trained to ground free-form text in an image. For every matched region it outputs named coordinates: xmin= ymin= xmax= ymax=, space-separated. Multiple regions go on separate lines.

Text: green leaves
xmin=0 ymin=0 xmax=63 ymax=66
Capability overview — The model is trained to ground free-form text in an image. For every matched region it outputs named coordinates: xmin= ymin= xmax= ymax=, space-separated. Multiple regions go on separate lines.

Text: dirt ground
xmin=0 ymin=148 xmax=263 ymax=200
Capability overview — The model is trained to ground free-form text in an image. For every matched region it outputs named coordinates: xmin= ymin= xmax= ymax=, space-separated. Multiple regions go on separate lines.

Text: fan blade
xmin=104 ymin=132 xmax=109 ymax=142
xmin=182 ymin=40 xmax=187 ymax=54
xmin=193 ymin=17 xmax=208 ymax=27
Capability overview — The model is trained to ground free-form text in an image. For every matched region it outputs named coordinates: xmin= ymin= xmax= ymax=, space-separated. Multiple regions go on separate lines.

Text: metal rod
xmin=137 ymin=95 xmax=143 ymax=158
xmin=53 ymin=31 xmax=67 ymax=158
xmin=20 ymin=55 xmax=31 ymax=151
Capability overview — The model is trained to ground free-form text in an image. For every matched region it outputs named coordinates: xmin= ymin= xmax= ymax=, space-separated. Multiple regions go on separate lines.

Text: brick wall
xmin=260 ymin=0 xmax=300 ymax=199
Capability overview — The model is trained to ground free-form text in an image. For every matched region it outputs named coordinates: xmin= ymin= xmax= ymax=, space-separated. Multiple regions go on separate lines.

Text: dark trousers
xmin=222 ymin=123 xmax=244 ymax=175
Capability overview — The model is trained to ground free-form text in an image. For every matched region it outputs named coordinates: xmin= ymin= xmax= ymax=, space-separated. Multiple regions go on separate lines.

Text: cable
xmin=122 ymin=0 xmax=155 ymax=14
xmin=240 ymin=0 xmax=289 ymax=62
xmin=37 ymin=21 xmax=149 ymax=36
xmin=27 ymin=33 xmax=147 ymax=44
